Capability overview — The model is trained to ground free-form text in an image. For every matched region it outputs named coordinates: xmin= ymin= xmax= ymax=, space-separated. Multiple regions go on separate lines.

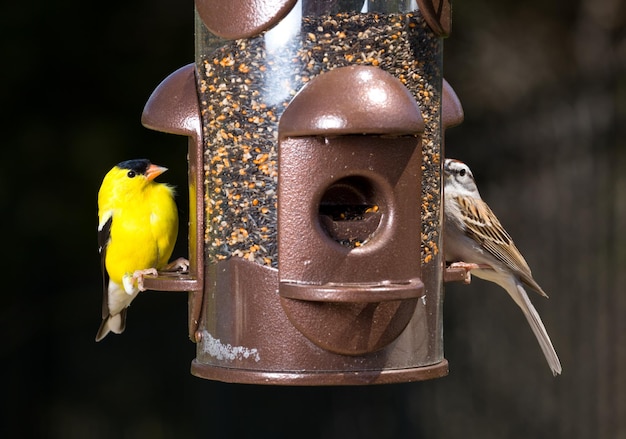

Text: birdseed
xmin=197 ymin=10 xmax=442 ymax=268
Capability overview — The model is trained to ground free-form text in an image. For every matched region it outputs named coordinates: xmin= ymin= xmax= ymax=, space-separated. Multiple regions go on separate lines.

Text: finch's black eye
xmin=127 ymin=170 xmax=136 ymax=178
xmin=459 ymin=169 xmax=466 ymax=177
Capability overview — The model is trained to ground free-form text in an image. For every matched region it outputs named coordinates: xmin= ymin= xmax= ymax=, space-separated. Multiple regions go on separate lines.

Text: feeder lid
xmin=279 ymin=66 xmax=425 ymax=138
xmin=416 ymin=0 xmax=452 ymax=37
xmin=196 ymin=0 xmax=297 ymax=39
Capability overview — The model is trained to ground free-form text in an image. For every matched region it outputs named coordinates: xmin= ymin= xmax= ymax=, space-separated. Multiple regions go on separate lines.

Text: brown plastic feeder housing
xmin=140 ymin=0 xmax=465 ymax=385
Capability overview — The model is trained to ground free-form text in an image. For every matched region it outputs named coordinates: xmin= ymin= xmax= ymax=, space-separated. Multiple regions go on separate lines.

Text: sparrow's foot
xmin=132 ymin=268 xmax=159 ymax=292
xmin=449 ymin=262 xmax=484 ymax=284
xmin=162 ymin=257 xmax=190 ymax=273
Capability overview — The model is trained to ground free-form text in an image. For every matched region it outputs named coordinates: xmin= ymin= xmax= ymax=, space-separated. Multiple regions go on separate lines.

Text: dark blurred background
xmin=2 ymin=0 xmax=624 ymax=437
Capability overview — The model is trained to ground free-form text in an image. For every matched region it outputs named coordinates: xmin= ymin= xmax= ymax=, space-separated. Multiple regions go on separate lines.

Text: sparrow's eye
xmin=127 ymin=170 xmax=136 ymax=178
xmin=459 ymin=169 xmax=466 ymax=177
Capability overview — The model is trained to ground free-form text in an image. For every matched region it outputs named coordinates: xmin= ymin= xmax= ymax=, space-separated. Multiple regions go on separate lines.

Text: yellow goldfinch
xmin=96 ymin=159 xmax=187 ymax=341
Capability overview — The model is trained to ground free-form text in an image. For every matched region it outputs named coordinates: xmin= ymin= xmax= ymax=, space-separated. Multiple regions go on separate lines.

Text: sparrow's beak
xmin=146 ymin=164 xmax=168 ymax=181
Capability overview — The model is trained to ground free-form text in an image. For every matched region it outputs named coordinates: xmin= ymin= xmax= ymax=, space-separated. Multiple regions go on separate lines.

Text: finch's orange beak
xmin=146 ymin=164 xmax=168 ymax=181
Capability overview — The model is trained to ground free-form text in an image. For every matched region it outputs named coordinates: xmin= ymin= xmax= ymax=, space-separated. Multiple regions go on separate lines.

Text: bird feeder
xmin=140 ymin=0 xmax=464 ymax=385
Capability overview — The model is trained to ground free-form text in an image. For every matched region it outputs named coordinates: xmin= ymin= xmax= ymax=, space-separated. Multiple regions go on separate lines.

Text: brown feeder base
xmin=191 ymin=359 xmax=448 ymax=386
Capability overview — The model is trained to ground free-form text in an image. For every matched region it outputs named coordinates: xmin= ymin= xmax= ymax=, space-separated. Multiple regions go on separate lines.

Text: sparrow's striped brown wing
xmin=455 ymin=195 xmax=547 ymax=297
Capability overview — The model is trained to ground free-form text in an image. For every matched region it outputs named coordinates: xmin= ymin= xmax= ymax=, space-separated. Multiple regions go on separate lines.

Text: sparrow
xmin=96 ymin=159 xmax=188 ymax=341
xmin=443 ymin=158 xmax=562 ymax=375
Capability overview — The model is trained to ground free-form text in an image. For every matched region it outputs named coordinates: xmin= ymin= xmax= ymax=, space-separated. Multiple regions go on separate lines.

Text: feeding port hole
xmin=317 ymin=176 xmax=383 ymax=248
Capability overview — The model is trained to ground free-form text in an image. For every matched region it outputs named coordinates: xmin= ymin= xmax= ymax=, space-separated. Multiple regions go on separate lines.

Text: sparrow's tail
xmin=95 ymin=309 xmax=127 ymax=342
xmin=511 ymin=282 xmax=562 ymax=376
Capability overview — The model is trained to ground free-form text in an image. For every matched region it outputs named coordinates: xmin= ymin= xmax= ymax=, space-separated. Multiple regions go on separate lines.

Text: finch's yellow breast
xmin=99 ymin=168 xmax=178 ymax=284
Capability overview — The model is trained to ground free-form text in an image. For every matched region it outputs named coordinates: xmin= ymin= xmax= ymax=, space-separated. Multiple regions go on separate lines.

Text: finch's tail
xmin=95 ymin=309 xmax=127 ymax=342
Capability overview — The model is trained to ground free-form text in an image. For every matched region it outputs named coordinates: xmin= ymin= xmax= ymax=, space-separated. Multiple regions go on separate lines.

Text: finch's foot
xmin=449 ymin=262 xmax=490 ymax=284
xmin=132 ymin=268 xmax=159 ymax=292
xmin=162 ymin=257 xmax=190 ymax=273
